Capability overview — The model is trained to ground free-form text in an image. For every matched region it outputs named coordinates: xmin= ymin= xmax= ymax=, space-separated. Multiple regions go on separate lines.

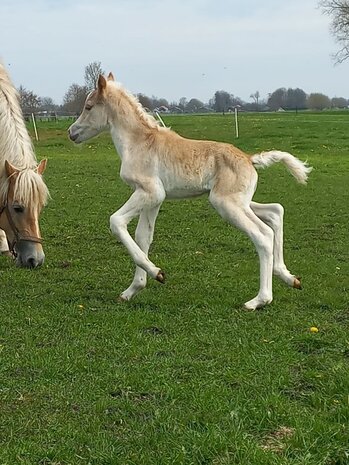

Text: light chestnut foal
xmin=69 ymin=73 xmax=312 ymax=310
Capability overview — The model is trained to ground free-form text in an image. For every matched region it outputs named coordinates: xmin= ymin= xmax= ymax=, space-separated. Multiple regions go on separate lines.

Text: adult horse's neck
xmin=0 ymin=65 xmax=36 ymax=171
xmin=107 ymin=85 xmax=160 ymax=160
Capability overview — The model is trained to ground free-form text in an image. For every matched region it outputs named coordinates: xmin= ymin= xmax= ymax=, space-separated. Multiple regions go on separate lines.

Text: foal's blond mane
xmin=0 ymin=63 xmax=49 ymax=207
xmin=108 ymin=82 xmax=163 ymax=132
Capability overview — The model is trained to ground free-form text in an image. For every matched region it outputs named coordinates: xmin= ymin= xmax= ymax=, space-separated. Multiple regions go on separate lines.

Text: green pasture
xmin=0 ymin=112 xmax=348 ymax=464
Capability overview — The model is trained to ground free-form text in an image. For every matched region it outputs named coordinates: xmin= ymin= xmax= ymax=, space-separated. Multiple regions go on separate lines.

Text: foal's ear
xmin=98 ymin=74 xmax=107 ymax=93
xmin=107 ymin=72 xmax=115 ymax=81
xmin=37 ymin=158 xmax=47 ymax=175
xmin=4 ymin=160 xmax=18 ymax=178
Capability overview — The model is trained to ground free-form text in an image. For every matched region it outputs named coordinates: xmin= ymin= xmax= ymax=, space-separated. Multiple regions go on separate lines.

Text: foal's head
xmin=0 ymin=159 xmax=48 ymax=268
xmin=68 ymin=73 xmax=115 ymax=144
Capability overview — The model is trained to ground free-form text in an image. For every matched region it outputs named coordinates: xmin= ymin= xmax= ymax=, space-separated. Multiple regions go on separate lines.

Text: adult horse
xmin=0 ymin=63 xmax=48 ymax=268
xmin=69 ymin=73 xmax=312 ymax=310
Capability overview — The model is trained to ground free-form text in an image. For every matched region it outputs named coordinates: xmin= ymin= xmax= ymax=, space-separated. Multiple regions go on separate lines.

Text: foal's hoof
xmin=293 ymin=276 xmax=302 ymax=290
xmin=117 ymin=294 xmax=129 ymax=303
xmin=243 ymin=297 xmax=272 ymax=311
xmin=156 ymin=270 xmax=166 ymax=284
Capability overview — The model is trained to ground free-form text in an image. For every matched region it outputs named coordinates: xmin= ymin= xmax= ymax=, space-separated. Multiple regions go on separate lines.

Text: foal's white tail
xmin=251 ymin=150 xmax=312 ymax=185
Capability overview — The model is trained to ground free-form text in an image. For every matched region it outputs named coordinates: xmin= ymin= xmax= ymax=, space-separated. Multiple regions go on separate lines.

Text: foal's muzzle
xmin=69 ymin=130 xmax=79 ymax=142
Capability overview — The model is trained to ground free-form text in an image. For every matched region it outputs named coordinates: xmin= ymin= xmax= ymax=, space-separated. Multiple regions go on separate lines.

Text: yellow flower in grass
xmin=310 ymin=326 xmax=319 ymax=333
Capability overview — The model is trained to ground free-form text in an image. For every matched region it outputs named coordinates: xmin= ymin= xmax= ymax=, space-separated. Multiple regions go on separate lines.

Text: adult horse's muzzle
xmin=14 ymin=240 xmax=45 ymax=268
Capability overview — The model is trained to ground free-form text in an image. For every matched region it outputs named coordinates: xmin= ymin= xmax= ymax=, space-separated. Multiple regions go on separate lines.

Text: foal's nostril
xmin=69 ymin=131 xmax=79 ymax=142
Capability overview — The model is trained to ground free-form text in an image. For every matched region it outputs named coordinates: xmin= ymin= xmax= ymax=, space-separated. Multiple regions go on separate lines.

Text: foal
xmin=69 ymin=73 xmax=312 ymax=310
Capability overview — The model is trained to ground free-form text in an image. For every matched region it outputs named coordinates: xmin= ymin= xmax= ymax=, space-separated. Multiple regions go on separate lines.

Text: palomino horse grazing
xmin=69 ymin=73 xmax=312 ymax=310
xmin=0 ymin=63 xmax=49 ymax=268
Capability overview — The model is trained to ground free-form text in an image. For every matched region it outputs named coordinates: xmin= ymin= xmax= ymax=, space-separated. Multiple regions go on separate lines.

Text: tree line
xmin=19 ymin=61 xmax=104 ymax=116
xmin=18 ymin=61 xmax=348 ymax=115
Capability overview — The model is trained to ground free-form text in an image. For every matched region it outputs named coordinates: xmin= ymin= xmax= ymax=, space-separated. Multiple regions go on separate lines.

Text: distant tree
xmin=179 ymin=97 xmax=188 ymax=111
xmin=186 ymin=98 xmax=204 ymax=112
xmin=307 ymin=93 xmax=331 ymax=110
xmin=267 ymin=88 xmax=287 ymax=110
xmin=286 ymin=88 xmax=307 ymax=109
xmin=243 ymin=99 xmax=267 ymax=111
xmin=137 ymin=93 xmax=154 ymax=110
xmin=135 ymin=94 xmax=170 ymax=111
xmin=152 ymin=97 xmax=169 ymax=109
xmin=320 ymin=0 xmax=349 ymax=62
xmin=18 ymin=85 xmax=41 ymax=113
xmin=63 ymin=83 xmax=89 ymax=113
xmin=331 ymin=96 xmax=348 ymax=107
xmin=39 ymin=97 xmax=57 ymax=112
xmin=250 ymin=91 xmax=260 ymax=111
xmin=231 ymin=95 xmax=243 ymax=108
xmin=268 ymin=88 xmax=306 ymax=110
xmin=213 ymin=90 xmax=233 ymax=112
xmin=84 ymin=61 xmax=105 ymax=91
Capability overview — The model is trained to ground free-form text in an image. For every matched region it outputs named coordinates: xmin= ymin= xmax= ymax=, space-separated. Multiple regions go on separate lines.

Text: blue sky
xmin=1 ymin=0 xmax=348 ymax=104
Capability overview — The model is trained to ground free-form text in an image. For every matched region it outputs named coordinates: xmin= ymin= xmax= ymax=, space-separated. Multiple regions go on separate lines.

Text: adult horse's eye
xmin=85 ymin=105 xmax=93 ymax=111
xmin=13 ymin=205 xmax=24 ymax=213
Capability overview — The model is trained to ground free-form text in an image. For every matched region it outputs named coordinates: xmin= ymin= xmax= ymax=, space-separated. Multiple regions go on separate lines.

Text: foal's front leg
xmin=0 ymin=229 xmax=11 ymax=257
xmin=110 ymin=189 xmax=165 ymax=295
xmin=120 ymin=204 xmax=161 ymax=301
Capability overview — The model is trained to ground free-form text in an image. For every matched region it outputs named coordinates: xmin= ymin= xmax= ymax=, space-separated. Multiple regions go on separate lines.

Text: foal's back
xmin=149 ymin=128 xmax=255 ymax=199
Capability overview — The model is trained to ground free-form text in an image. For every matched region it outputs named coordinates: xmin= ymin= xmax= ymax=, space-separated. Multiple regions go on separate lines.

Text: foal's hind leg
xmin=250 ymin=202 xmax=301 ymax=289
xmin=120 ymin=204 xmax=161 ymax=301
xmin=210 ymin=193 xmax=274 ymax=310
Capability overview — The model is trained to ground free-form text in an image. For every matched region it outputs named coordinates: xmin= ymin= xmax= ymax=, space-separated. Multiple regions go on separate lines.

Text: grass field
xmin=0 ymin=111 xmax=348 ymax=465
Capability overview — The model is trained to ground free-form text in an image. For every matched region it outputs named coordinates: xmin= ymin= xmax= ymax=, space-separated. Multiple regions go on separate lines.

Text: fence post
xmin=31 ymin=113 xmax=39 ymax=141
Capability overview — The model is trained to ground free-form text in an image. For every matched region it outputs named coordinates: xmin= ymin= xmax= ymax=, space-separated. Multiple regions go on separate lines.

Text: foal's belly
xmin=161 ymin=175 xmax=211 ymax=199
xmin=166 ymin=188 xmax=208 ymax=200
xmin=159 ymin=167 xmax=213 ymax=199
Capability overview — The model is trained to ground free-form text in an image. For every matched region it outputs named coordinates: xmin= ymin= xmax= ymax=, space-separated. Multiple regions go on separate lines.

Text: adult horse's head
xmin=0 ymin=159 xmax=48 ymax=268
xmin=68 ymin=73 xmax=115 ymax=144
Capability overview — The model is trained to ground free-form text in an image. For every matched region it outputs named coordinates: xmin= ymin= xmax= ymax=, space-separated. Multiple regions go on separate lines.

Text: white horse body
xmin=69 ymin=73 xmax=312 ymax=309
xmin=112 ymin=130 xmax=218 ymax=199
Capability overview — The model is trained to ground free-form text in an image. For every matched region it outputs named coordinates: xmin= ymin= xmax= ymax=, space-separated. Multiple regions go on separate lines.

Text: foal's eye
xmin=13 ymin=205 xmax=24 ymax=213
xmin=85 ymin=105 xmax=93 ymax=111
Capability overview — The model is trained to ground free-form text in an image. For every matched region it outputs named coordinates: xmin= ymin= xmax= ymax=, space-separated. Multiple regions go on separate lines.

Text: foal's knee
xmin=274 ymin=203 xmax=284 ymax=216
xmin=265 ymin=204 xmax=284 ymax=230
xmin=255 ymin=225 xmax=274 ymax=255
xmin=271 ymin=203 xmax=284 ymax=222
xmin=110 ymin=213 xmax=125 ymax=238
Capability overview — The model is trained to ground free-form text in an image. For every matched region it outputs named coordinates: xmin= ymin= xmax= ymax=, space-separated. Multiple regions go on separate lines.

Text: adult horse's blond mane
xmin=0 ymin=63 xmax=48 ymax=209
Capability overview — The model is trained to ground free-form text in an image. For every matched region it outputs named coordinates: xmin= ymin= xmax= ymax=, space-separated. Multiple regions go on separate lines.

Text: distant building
xmin=154 ymin=106 xmax=169 ymax=113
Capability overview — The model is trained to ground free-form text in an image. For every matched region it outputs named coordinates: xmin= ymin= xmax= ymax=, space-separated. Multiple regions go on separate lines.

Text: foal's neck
xmin=110 ymin=125 xmax=129 ymax=160
xmin=108 ymin=87 xmax=159 ymax=159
